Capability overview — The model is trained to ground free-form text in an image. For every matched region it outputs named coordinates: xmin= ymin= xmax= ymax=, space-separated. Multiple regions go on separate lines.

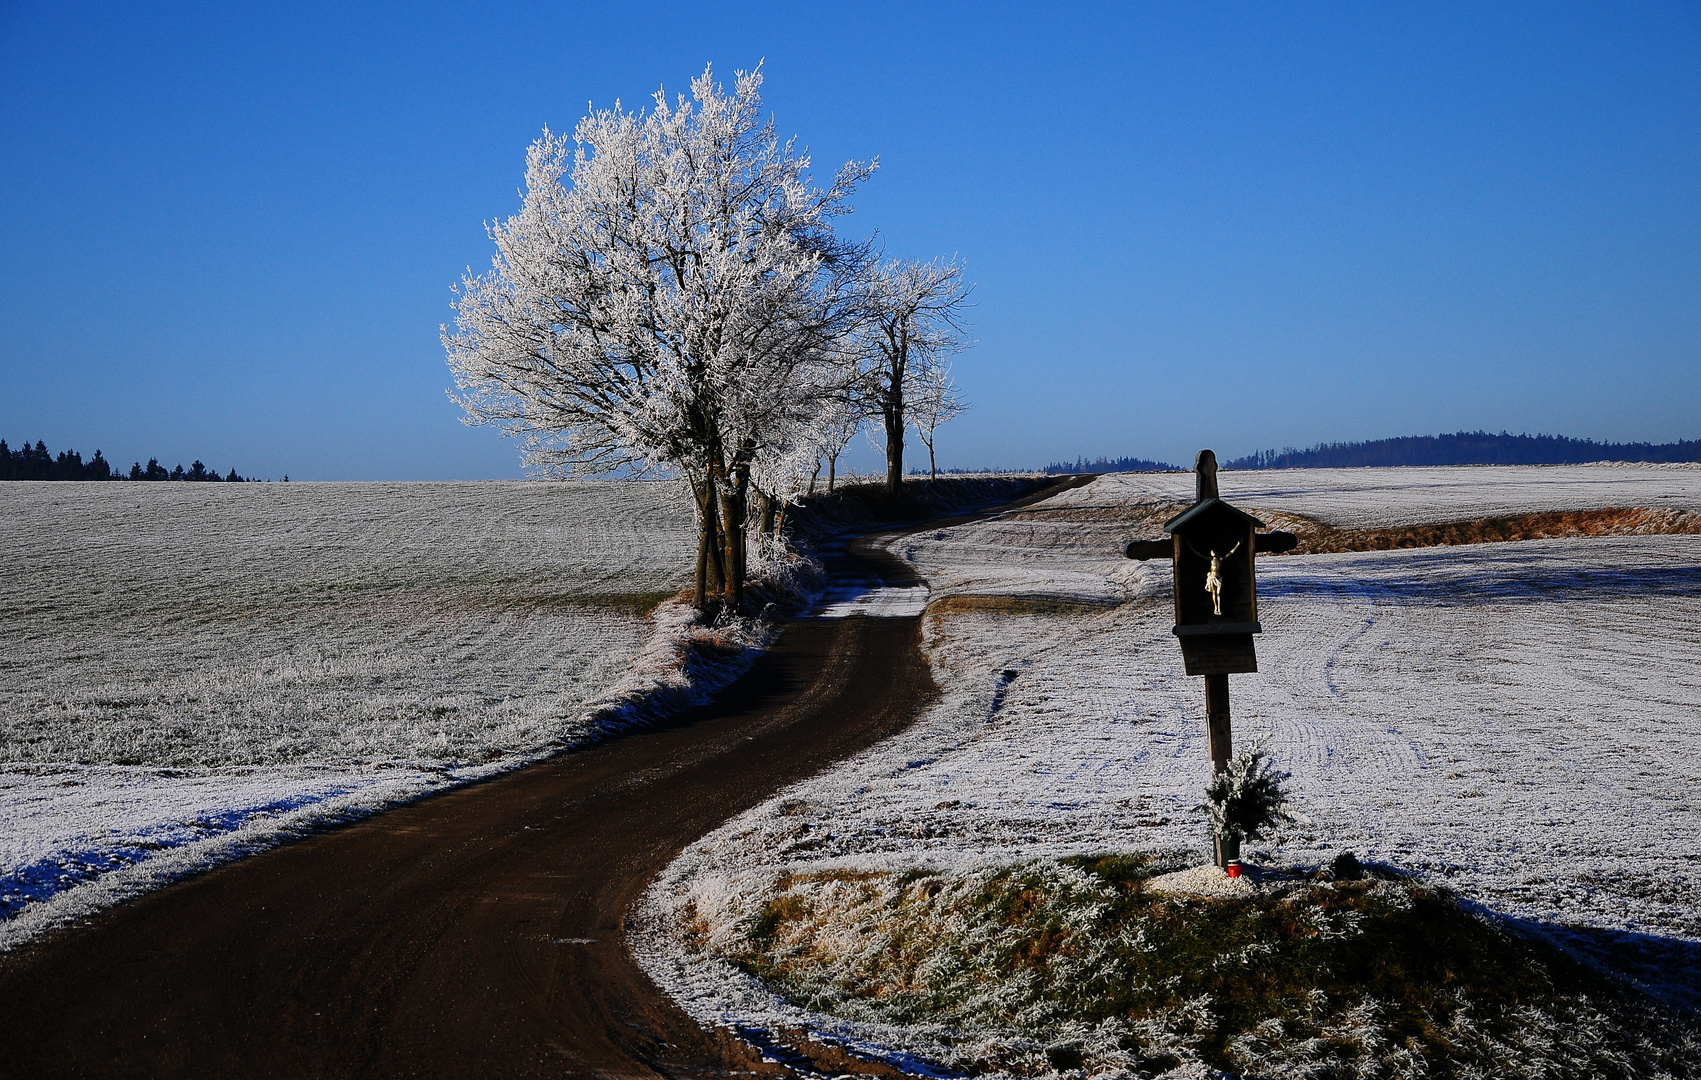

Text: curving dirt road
xmin=0 ymin=480 xmax=1086 ymax=1079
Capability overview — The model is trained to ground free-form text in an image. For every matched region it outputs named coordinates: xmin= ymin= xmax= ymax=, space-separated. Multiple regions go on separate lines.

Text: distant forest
xmin=1043 ymin=454 xmax=1181 ymax=474
xmin=1222 ymin=431 xmax=1701 ymax=470
xmin=1046 ymin=432 xmax=1701 ymax=476
xmin=0 ymin=439 xmax=252 ymax=482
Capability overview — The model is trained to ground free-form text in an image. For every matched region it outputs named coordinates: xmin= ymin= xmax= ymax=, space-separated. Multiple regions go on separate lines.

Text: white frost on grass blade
xmin=639 ymin=465 xmax=1701 ymax=1071
xmin=1 ymin=480 xmax=696 ymax=767
xmin=0 ymin=480 xmax=711 ymax=945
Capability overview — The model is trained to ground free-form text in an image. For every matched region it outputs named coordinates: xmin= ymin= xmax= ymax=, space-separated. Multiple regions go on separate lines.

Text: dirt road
xmin=0 ymin=481 xmax=1084 ymax=1078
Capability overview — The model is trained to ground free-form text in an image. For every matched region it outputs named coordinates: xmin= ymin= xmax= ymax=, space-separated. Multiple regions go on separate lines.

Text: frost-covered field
xmin=640 ymin=464 xmax=1701 ymax=1070
xmin=1 ymin=480 xmax=696 ymax=944
xmin=1096 ymin=461 xmax=1701 ymax=528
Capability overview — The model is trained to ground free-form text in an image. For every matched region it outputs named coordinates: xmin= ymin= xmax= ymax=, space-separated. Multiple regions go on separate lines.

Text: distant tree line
xmin=1043 ymin=454 xmax=1181 ymax=475
xmin=1222 ymin=431 xmax=1701 ymax=470
xmin=0 ymin=439 xmax=250 ymax=482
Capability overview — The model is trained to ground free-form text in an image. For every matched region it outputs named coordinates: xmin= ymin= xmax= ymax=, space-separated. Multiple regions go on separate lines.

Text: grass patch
xmin=566 ymin=589 xmax=684 ymax=615
xmin=713 ymin=856 xmax=1696 ymax=1077
xmin=784 ymin=476 xmax=1058 ymax=545
xmin=1279 ymin=507 xmax=1701 ymax=555
xmin=925 ymin=595 xmax=1123 ymax=619
xmin=1112 ymin=505 xmax=1701 ymax=559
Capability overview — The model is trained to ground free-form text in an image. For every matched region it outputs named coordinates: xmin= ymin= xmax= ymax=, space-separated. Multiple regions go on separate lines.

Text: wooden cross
xmin=1125 ymin=450 xmax=1296 ymax=867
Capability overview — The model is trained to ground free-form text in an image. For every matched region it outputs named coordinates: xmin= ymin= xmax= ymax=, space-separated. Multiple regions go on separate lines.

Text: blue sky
xmin=2 ymin=2 xmax=1697 ymax=479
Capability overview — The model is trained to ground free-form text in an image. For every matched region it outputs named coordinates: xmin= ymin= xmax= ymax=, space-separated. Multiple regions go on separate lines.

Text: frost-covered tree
xmin=908 ymin=361 xmax=968 ymax=481
xmin=807 ymin=393 xmax=864 ymax=494
xmin=853 ymin=259 xmax=971 ymax=492
xmin=445 ymin=64 xmax=871 ymax=612
xmin=746 ymin=373 xmax=838 ymax=519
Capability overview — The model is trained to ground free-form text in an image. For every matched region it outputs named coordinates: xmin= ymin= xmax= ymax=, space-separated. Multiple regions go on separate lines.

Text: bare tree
xmin=747 ymin=368 xmax=860 ymax=527
xmin=854 ymin=259 xmax=971 ymax=492
xmin=445 ymin=64 xmax=870 ymax=613
xmin=813 ymin=396 xmax=864 ymax=493
xmin=908 ymin=361 xmax=969 ymax=481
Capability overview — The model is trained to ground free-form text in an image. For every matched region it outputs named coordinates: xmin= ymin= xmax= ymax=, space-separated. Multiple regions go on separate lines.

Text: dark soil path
xmin=0 ymin=478 xmax=1089 ymax=1079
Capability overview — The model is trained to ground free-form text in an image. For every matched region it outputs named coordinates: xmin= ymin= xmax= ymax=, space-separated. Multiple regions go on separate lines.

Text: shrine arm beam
xmin=1123 ymin=539 xmax=1173 ymax=561
xmin=1125 ymin=531 xmax=1297 ymax=560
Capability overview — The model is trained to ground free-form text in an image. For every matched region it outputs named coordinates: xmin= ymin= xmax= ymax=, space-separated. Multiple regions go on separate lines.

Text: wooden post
xmin=1204 ymin=673 xmax=1231 ymax=773
xmin=1204 ymin=672 xmax=1240 ymax=869
xmin=1195 ymin=449 xmax=1219 ymax=501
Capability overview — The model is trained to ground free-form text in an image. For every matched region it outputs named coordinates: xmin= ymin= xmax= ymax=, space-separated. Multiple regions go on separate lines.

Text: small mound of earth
xmin=711 ymin=856 xmax=1701 ymax=1078
xmin=1143 ymin=863 xmax=1261 ymax=897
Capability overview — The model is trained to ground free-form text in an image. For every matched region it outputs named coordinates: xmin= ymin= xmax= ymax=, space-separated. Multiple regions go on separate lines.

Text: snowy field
xmin=1090 ymin=461 xmax=1701 ymax=528
xmin=640 ymin=463 xmax=1701 ymax=1067
xmin=1 ymin=480 xmax=696 ymax=945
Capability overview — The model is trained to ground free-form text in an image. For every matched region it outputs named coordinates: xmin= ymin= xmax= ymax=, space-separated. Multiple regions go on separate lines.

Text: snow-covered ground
xmin=1 ymin=480 xmax=698 ymax=946
xmin=640 ymin=463 xmax=1701 ymax=1064
xmin=1096 ymin=461 xmax=1701 ymax=528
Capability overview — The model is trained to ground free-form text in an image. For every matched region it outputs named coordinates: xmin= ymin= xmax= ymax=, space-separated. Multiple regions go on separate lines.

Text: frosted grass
xmin=1094 ymin=461 xmax=1701 ymax=528
xmin=639 ymin=464 xmax=1701 ymax=1073
xmin=1 ymin=480 xmax=696 ymax=943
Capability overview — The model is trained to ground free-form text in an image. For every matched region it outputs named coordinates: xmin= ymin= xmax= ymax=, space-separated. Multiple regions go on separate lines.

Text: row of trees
xmin=1043 ymin=430 xmax=1701 ymax=477
xmin=0 ymin=440 xmax=249 ymax=482
xmin=128 ymin=459 xmax=250 ymax=482
xmin=1223 ymin=431 xmax=1701 ymax=470
xmin=1043 ymin=454 xmax=1180 ymax=474
xmin=446 ymin=65 xmax=971 ymax=613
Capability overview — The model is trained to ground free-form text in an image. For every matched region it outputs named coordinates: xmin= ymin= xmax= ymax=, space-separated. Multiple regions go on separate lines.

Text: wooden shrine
xmin=1124 ymin=450 xmax=1296 ymax=868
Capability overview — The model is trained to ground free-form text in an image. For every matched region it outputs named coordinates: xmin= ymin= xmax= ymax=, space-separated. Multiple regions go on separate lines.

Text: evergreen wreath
xmin=1201 ymin=747 xmax=1293 ymax=842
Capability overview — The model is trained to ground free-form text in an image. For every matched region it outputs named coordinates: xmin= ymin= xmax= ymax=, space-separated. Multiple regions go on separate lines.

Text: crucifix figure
xmin=1185 ymin=537 xmax=1243 ymax=616
xmin=1204 ymin=541 xmax=1241 ymax=616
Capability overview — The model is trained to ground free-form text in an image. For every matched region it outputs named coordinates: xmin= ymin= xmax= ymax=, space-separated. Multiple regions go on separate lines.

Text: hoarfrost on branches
xmin=908 ymin=361 xmax=969 ymax=482
xmin=852 ymin=258 xmax=972 ymax=491
xmin=445 ymin=62 xmax=871 ymax=611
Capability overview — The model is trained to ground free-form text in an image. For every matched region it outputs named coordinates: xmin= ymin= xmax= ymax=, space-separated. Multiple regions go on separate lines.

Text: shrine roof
xmin=1163 ymin=497 xmax=1266 ymax=534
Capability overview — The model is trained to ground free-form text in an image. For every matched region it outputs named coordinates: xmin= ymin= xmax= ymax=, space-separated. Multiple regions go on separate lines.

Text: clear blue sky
xmin=3 ymin=2 xmax=1697 ymax=479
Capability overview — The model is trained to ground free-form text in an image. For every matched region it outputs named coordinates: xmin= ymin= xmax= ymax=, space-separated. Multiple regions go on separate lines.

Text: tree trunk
xmin=928 ymin=440 xmax=937 ymax=482
xmin=807 ymin=461 xmax=820 ymax=495
xmin=693 ymin=471 xmax=724 ymax=611
xmin=882 ymin=345 xmax=907 ymax=494
xmin=694 ymin=515 xmax=709 ymax=610
xmin=707 ymin=511 xmax=727 ymax=602
xmin=719 ymin=465 xmax=748 ymax=615
xmin=884 ymin=408 xmax=904 ymax=493
xmin=827 ymin=449 xmax=839 ymax=493
xmin=692 ymin=471 xmax=708 ymax=609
